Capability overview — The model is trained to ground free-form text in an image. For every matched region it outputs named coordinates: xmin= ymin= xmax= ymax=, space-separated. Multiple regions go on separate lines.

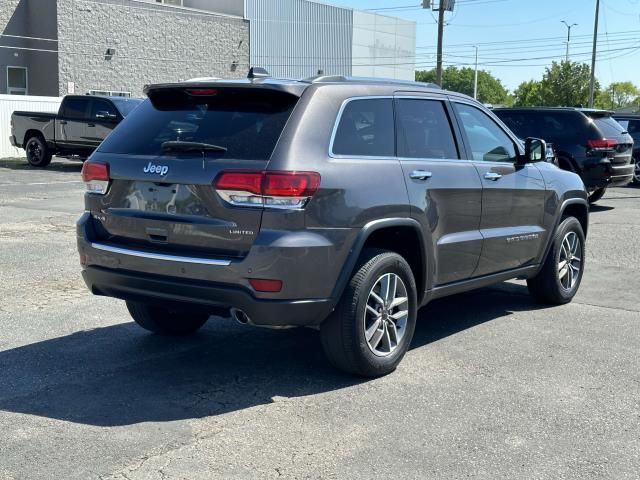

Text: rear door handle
xmin=410 ymin=170 xmax=433 ymax=180
xmin=484 ymin=172 xmax=502 ymax=181
xmin=59 ymin=120 xmax=67 ymax=125
xmin=87 ymin=123 xmax=96 ymax=127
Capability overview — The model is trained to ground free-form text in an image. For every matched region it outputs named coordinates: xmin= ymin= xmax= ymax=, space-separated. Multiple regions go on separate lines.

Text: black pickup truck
xmin=10 ymin=95 xmax=143 ymax=167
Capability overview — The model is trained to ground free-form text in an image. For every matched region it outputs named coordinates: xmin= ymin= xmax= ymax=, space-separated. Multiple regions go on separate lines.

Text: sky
xmin=326 ymin=0 xmax=640 ymax=92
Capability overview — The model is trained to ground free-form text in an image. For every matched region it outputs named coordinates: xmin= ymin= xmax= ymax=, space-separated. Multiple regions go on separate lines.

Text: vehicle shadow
xmin=589 ymin=204 xmax=615 ymax=212
xmin=0 ymin=283 xmax=545 ymax=427
xmin=0 ymin=158 xmax=82 ymax=173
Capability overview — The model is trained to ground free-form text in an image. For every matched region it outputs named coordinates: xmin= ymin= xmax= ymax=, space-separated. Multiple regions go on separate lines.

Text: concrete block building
xmin=0 ymin=0 xmax=416 ymax=97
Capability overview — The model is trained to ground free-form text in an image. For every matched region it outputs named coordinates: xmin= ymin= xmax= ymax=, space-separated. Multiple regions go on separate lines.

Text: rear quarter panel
xmin=266 ymin=84 xmax=411 ymax=295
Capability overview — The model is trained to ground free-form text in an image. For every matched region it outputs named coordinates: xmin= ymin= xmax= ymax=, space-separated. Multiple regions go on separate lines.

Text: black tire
xmin=588 ymin=187 xmax=606 ymax=204
xmin=633 ymin=158 xmax=640 ymax=185
xmin=25 ymin=135 xmax=52 ymax=167
xmin=320 ymin=249 xmax=418 ymax=377
xmin=126 ymin=301 xmax=209 ymax=336
xmin=527 ymin=217 xmax=585 ymax=305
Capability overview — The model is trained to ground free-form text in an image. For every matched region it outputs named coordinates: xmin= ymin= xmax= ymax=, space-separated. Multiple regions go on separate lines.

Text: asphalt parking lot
xmin=0 ymin=157 xmax=638 ymax=480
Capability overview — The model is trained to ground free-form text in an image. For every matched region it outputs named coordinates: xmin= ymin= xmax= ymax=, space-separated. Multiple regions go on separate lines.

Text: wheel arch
xmin=556 ymin=153 xmax=579 ymax=173
xmin=23 ymin=129 xmax=45 ymax=148
xmin=331 ymin=218 xmax=429 ymax=306
xmin=537 ymin=198 xmax=589 ymax=271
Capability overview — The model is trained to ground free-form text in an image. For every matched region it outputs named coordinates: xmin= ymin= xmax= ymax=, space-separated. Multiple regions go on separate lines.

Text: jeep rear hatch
xmin=86 ymin=85 xmax=300 ymax=258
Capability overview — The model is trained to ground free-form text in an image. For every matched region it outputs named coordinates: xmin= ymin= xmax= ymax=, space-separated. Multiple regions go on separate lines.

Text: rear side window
xmin=62 ymin=98 xmax=89 ymax=119
xmin=587 ymin=115 xmax=627 ymax=137
xmin=98 ymin=88 xmax=298 ymax=160
xmin=332 ymin=98 xmax=395 ymax=157
xmin=396 ymin=99 xmax=459 ymax=159
xmin=626 ymin=120 xmax=640 ymax=142
xmin=495 ymin=110 xmax=584 ymax=142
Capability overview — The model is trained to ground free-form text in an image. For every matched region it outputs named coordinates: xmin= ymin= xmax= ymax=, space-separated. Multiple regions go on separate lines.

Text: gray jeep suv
xmin=77 ymin=75 xmax=589 ymax=376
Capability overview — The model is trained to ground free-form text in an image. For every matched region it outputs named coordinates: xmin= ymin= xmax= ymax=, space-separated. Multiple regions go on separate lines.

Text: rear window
xmin=98 ymin=88 xmax=298 ymax=160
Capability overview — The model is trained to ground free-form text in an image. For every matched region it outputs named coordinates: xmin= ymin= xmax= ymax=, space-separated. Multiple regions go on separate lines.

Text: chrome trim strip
xmin=328 ymin=95 xmax=473 ymax=163
xmin=89 ymin=242 xmax=232 ymax=266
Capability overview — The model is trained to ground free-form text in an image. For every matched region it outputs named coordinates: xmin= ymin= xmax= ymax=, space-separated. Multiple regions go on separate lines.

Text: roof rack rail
xmin=301 ymin=75 xmax=441 ymax=89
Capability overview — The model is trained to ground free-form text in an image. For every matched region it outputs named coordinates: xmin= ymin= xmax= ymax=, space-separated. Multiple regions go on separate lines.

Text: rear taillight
xmin=81 ymin=161 xmax=110 ymax=195
xmin=587 ymin=138 xmax=618 ymax=151
xmin=214 ymin=170 xmax=320 ymax=209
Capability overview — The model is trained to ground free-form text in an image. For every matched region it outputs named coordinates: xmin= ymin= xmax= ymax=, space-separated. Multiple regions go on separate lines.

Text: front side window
xmin=454 ymin=103 xmax=517 ymax=162
xmin=90 ymin=99 xmax=118 ymax=120
xmin=332 ymin=98 xmax=395 ymax=157
xmin=396 ymin=99 xmax=459 ymax=159
xmin=7 ymin=67 xmax=27 ymax=95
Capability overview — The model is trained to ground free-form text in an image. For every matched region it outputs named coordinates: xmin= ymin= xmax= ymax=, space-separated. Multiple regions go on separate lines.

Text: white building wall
xmin=352 ymin=10 xmax=416 ymax=81
xmin=0 ymin=94 xmax=62 ymax=158
xmin=245 ymin=0 xmax=352 ymax=79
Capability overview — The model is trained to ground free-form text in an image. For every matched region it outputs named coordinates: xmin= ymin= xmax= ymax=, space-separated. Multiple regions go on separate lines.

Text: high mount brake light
xmin=81 ymin=161 xmax=110 ymax=195
xmin=214 ymin=171 xmax=321 ymax=209
xmin=587 ymin=138 xmax=618 ymax=150
xmin=186 ymin=88 xmax=219 ymax=96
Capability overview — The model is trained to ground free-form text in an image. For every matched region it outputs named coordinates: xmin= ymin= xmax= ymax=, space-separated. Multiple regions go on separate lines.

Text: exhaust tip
xmin=230 ymin=307 xmax=251 ymax=325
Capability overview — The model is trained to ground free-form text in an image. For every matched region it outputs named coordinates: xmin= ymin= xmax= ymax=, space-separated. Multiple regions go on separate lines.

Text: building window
xmin=7 ymin=67 xmax=28 ymax=95
xmin=88 ymin=90 xmax=132 ymax=97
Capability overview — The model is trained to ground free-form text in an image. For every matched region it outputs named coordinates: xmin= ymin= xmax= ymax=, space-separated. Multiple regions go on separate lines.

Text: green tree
xmin=538 ymin=61 xmax=598 ymax=107
xmin=415 ymin=66 xmax=509 ymax=105
xmin=513 ymin=80 xmax=544 ymax=106
xmin=595 ymin=81 xmax=639 ymax=109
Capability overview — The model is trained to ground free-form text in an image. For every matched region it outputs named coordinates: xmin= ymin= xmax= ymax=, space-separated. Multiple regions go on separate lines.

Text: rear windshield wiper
xmin=161 ymin=141 xmax=227 ymax=153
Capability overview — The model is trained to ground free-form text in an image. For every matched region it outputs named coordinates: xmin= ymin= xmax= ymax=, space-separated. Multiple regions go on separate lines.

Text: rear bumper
xmin=582 ymin=158 xmax=634 ymax=188
xmin=76 ymin=212 xmax=351 ymax=327
xmin=9 ymin=135 xmax=17 ymax=147
xmin=81 ymin=266 xmax=333 ymax=327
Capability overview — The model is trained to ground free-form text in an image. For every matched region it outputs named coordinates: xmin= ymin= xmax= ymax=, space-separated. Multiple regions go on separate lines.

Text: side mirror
xmin=95 ymin=111 xmax=117 ymax=120
xmin=520 ymin=137 xmax=547 ymax=165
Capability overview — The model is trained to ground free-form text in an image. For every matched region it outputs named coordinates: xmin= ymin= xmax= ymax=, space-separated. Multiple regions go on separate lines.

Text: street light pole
xmin=589 ymin=0 xmax=600 ymax=108
xmin=561 ymin=20 xmax=577 ymax=62
xmin=473 ymin=46 xmax=479 ymax=100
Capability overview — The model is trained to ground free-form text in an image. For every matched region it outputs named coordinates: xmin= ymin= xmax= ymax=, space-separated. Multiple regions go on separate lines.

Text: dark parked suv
xmin=77 ymin=75 xmax=589 ymax=376
xmin=612 ymin=114 xmax=640 ymax=184
xmin=494 ymin=107 xmax=634 ymax=202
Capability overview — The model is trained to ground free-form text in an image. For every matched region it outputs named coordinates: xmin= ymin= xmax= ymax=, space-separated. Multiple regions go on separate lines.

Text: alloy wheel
xmin=27 ymin=139 xmax=42 ymax=163
xmin=558 ymin=231 xmax=582 ymax=291
xmin=364 ymin=273 xmax=409 ymax=357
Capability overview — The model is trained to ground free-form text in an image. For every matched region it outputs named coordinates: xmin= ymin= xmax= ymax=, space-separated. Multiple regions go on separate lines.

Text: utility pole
xmin=436 ymin=0 xmax=446 ymax=86
xmin=561 ymin=20 xmax=577 ymax=62
xmin=588 ymin=0 xmax=600 ymax=108
xmin=473 ymin=46 xmax=479 ymax=99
